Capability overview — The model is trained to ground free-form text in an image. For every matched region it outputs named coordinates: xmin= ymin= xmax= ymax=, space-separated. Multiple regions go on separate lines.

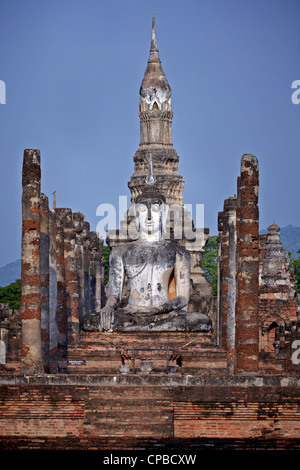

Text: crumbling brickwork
xmin=1 ymin=376 xmax=300 ymax=450
xmin=8 ymin=150 xmax=105 ymax=374
xmin=20 ymin=149 xmax=43 ymax=374
xmin=258 ymin=223 xmax=299 ymax=371
xmin=217 ymin=155 xmax=299 ymax=375
xmin=234 ymin=154 xmax=260 ymax=373
xmin=217 ymin=155 xmax=260 ymax=374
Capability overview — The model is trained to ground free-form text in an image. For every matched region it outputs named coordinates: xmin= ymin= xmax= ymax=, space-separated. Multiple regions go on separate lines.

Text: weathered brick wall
xmin=0 ymin=385 xmax=85 ymax=438
xmin=217 ymin=155 xmax=299 ymax=375
xmin=1 ymin=377 xmax=300 ymax=449
xmin=5 ymin=150 xmax=104 ymax=374
xmin=174 ymin=401 xmax=300 ymax=438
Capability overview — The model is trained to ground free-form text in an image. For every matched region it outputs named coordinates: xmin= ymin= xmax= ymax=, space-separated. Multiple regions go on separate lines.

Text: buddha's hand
xmin=160 ymin=296 xmax=188 ymax=313
xmin=100 ymin=307 xmax=115 ymax=331
xmin=99 ymin=296 xmax=118 ymax=331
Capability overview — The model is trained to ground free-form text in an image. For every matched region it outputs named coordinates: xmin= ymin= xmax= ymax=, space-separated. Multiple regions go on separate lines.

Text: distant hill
xmin=0 ymin=259 xmax=21 ymax=287
xmin=260 ymin=224 xmax=300 ymax=258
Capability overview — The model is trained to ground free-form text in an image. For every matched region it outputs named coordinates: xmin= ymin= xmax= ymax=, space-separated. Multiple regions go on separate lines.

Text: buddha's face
xmin=136 ymin=202 xmax=162 ymax=236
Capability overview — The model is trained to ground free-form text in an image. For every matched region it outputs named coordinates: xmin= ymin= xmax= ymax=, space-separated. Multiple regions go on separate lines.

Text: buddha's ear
xmin=135 ymin=209 xmax=140 ymax=232
xmin=161 ymin=203 xmax=169 ymax=233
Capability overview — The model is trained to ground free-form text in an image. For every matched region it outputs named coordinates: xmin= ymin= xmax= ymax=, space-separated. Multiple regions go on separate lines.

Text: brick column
xmin=83 ymin=222 xmax=91 ymax=318
xmin=20 ymin=149 xmax=43 ymax=373
xmin=216 ymin=229 xmax=222 ymax=347
xmin=234 ymin=154 xmax=260 ymax=374
xmin=61 ymin=209 xmax=80 ymax=344
xmin=89 ymin=232 xmax=103 ymax=315
xmin=49 ymin=209 xmax=58 ymax=372
xmin=40 ymin=193 xmax=50 ymax=372
xmin=74 ymin=212 xmax=85 ymax=323
xmin=217 ymin=209 xmax=228 ymax=349
xmin=55 ymin=210 xmax=67 ymax=354
xmin=217 ymin=197 xmax=237 ymax=373
xmin=226 ymin=198 xmax=237 ymax=373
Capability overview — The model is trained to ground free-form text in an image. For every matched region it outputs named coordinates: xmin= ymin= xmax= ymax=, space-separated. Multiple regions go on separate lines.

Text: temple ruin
xmin=0 ymin=14 xmax=300 ymax=451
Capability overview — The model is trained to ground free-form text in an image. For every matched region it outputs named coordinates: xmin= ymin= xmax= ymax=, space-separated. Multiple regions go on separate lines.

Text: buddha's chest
xmin=123 ymin=244 xmax=175 ymax=285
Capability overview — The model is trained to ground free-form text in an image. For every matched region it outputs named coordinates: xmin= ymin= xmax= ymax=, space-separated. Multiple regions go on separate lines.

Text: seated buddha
xmin=83 ymin=160 xmax=211 ymax=333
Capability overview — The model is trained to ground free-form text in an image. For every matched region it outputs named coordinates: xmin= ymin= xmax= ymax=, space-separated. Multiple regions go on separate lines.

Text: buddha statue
xmin=83 ymin=158 xmax=211 ymax=333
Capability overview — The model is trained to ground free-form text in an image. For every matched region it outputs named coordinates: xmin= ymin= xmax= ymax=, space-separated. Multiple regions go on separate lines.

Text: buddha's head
xmin=134 ymin=154 xmax=168 ymax=240
xmin=136 ymin=193 xmax=166 ymax=238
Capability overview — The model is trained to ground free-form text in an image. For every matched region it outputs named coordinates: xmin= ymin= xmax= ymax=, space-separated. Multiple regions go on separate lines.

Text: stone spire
xmin=150 ymin=12 xmax=159 ymax=60
xmin=128 ymin=13 xmax=184 ymax=206
xmin=139 ymin=12 xmax=171 ymax=113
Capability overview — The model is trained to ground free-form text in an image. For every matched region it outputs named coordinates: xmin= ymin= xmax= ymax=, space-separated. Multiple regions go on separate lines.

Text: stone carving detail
xmin=261 ymin=224 xmax=291 ymax=288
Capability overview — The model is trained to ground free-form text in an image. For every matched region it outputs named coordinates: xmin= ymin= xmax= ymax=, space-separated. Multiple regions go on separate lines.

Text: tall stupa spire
xmin=128 ymin=14 xmax=184 ymax=206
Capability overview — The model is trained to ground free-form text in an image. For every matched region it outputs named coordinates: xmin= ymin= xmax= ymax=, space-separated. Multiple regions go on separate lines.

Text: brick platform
xmin=59 ymin=331 xmax=227 ymax=376
xmin=1 ymin=374 xmax=300 ymax=450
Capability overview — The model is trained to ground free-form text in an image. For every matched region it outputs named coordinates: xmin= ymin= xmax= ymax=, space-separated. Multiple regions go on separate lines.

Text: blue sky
xmin=0 ymin=0 xmax=299 ymax=267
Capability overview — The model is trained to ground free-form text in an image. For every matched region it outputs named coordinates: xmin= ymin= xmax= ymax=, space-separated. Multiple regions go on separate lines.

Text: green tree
xmin=202 ymin=235 xmax=218 ymax=296
xmin=290 ymin=248 xmax=300 ymax=294
xmin=0 ymin=279 xmax=21 ymax=310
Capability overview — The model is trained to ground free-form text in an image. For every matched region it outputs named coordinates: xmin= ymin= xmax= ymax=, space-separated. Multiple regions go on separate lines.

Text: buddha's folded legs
xmin=112 ymin=308 xmax=211 ymax=332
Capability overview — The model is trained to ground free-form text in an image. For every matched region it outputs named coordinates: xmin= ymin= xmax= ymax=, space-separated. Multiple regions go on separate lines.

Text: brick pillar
xmin=100 ymin=244 xmax=105 ymax=308
xmin=89 ymin=231 xmax=103 ymax=315
xmin=83 ymin=222 xmax=91 ymax=318
xmin=217 ymin=209 xmax=228 ymax=348
xmin=40 ymin=193 xmax=50 ymax=372
xmin=216 ymin=229 xmax=222 ymax=347
xmin=217 ymin=197 xmax=237 ymax=373
xmin=234 ymin=154 xmax=260 ymax=374
xmin=61 ymin=209 xmax=80 ymax=344
xmin=74 ymin=212 xmax=85 ymax=323
xmin=55 ymin=210 xmax=67 ymax=354
xmin=20 ymin=149 xmax=43 ymax=373
xmin=49 ymin=209 xmax=58 ymax=372
xmin=226 ymin=198 xmax=237 ymax=373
